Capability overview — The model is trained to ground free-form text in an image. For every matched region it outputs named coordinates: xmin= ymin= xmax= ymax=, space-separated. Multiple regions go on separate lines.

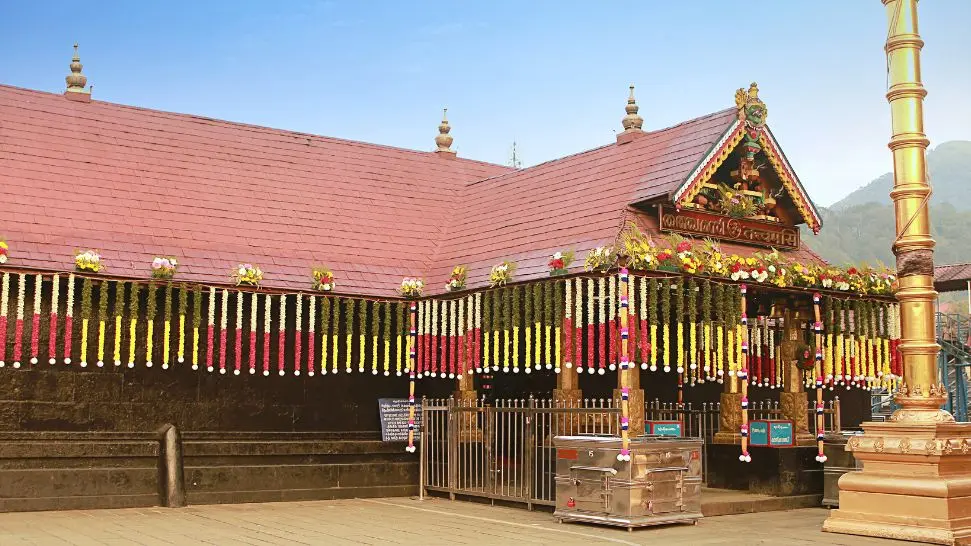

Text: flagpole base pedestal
xmin=822 ymin=421 xmax=971 ymax=545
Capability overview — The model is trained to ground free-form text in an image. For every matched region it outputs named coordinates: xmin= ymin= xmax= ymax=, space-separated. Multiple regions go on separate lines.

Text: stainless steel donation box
xmin=553 ymin=435 xmax=703 ymax=529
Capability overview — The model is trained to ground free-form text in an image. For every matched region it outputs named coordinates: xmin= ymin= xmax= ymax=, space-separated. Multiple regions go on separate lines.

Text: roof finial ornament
xmin=64 ymin=43 xmax=91 ymax=102
xmin=621 ymin=85 xmax=644 ymax=132
xmin=434 ymin=107 xmax=456 ymax=157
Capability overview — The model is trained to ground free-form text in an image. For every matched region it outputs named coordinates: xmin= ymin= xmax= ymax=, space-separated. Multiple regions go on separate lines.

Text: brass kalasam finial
xmin=65 ymin=43 xmax=89 ymax=94
xmin=621 ymin=84 xmax=644 ymax=132
xmin=434 ymin=107 xmax=455 ymax=155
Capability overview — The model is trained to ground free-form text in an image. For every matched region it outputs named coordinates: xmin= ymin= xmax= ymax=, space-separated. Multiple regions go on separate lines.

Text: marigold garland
xmin=0 ymin=273 xmax=10 ymax=367
xmin=524 ymin=282 xmax=533 ymax=372
xmin=382 ymin=302 xmax=391 ymax=376
xmin=320 ymin=297 xmax=331 ymax=375
xmin=833 ymin=298 xmax=844 ymax=383
xmin=330 ymin=296 xmax=340 ymax=375
xmin=371 ymin=300 xmax=380 ymax=376
xmin=94 ymin=278 xmax=109 ymax=367
xmin=687 ymin=279 xmax=698 ymax=375
xmin=713 ymin=283 xmax=724 ymax=381
xmin=127 ymin=283 xmax=140 ymax=368
xmin=112 ymin=282 xmax=124 ymax=366
xmin=345 ymin=298 xmax=354 ymax=374
xmin=191 ymin=285 xmax=202 ymax=370
xmin=49 ymin=274 xmax=60 ymax=364
xmin=482 ymin=290 xmax=492 ymax=373
xmin=660 ymin=278 xmax=671 ymax=373
xmin=533 ymin=283 xmax=543 ymax=369
xmin=512 ymin=286 xmax=522 ymax=373
xmin=177 ymin=284 xmax=187 ymax=365
xmin=674 ymin=280 xmax=684 ymax=374
xmin=544 ymin=281 xmax=554 ymax=370
xmin=79 ymin=277 xmax=92 ymax=368
xmin=161 ymin=285 xmax=172 ymax=369
xmin=649 ymin=279 xmax=659 ymax=372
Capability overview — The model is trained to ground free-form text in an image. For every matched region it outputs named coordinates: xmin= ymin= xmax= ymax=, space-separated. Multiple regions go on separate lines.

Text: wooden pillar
xmin=714 ymin=375 xmax=743 ymax=444
xmin=615 ymin=367 xmax=644 ymax=437
xmin=777 ymin=308 xmax=815 ymax=446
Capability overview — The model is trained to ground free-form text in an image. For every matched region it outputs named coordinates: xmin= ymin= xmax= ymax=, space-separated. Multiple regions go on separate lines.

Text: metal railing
xmin=420 ymin=396 xmax=619 ymax=509
xmin=420 ymin=395 xmax=842 ymax=508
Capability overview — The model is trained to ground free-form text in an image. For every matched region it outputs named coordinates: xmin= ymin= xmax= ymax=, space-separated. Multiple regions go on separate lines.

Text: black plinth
xmin=706 ymin=444 xmax=823 ymax=496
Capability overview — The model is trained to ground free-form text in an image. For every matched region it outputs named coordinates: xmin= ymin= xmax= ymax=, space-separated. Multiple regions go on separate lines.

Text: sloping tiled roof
xmin=0 ymin=84 xmax=511 ymax=295
xmin=935 ymin=263 xmax=971 ymax=293
xmin=427 ymin=109 xmax=825 ymax=289
xmin=0 ymin=84 xmax=824 ymax=295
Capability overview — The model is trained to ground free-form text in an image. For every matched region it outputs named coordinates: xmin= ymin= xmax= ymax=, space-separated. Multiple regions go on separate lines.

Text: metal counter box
xmin=553 ymin=435 xmax=704 ymax=529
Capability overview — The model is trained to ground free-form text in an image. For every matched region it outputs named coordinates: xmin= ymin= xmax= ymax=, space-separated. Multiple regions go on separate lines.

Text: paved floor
xmin=0 ymin=497 xmax=908 ymax=545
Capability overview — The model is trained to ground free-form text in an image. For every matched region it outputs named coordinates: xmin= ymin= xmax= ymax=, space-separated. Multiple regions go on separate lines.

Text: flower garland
xmin=396 ymin=301 xmax=405 ymax=375
xmin=384 ymin=302 xmax=392 ymax=376
xmin=544 ymin=282 xmax=554 ymax=370
xmin=78 ymin=277 xmax=91 ymax=368
xmin=639 ymin=277 xmax=649 ymax=370
xmin=431 ymin=298 xmax=439 ymax=376
xmin=525 ymin=282 xmax=533 ymax=372
xmin=295 ymin=294 xmax=304 ymax=376
xmin=331 ymin=296 xmax=340 ymax=375
xmin=739 ymin=284 xmax=751 ymax=463
xmin=533 ymin=284 xmax=543 ymax=370
xmin=449 ymin=299 xmax=458 ymax=377
xmin=64 ymin=274 xmax=75 ymax=365
xmin=405 ymin=301 xmax=418 ymax=453
xmin=278 ymin=293 xmax=288 ymax=376
xmin=264 ymin=293 xmax=273 ymax=376
xmin=490 ymin=261 xmax=516 ymax=288
xmin=512 ymin=286 xmax=522 ymax=373
xmin=218 ymin=289 xmax=229 ymax=374
xmin=584 ymin=246 xmax=616 ymax=272
xmin=206 ymin=286 xmax=216 ymax=372
xmin=687 ymin=279 xmax=698 ymax=376
xmin=177 ymin=285 xmax=187 ymax=365
xmin=752 ymin=317 xmax=762 ymax=386
xmin=674 ymin=280 xmax=685 ymax=374
xmin=93 ymin=278 xmax=108 ymax=367
xmin=371 ymin=300 xmax=380 ymax=376
xmin=307 ymin=296 xmax=317 ymax=376
xmin=345 ymin=298 xmax=354 ymax=374
xmin=191 ymin=285 xmax=202 ymax=370
xmin=502 ymin=287 xmax=512 ymax=373
xmin=628 ymin=276 xmax=637 ymax=366
xmin=597 ymin=277 xmax=606 ymax=374
xmin=0 ymin=240 xmax=7 ymax=264
xmin=660 ymin=278 xmax=671 ymax=373
xmin=702 ymin=280 xmax=712 ymax=379
xmin=823 ymin=296 xmax=834 ymax=385
xmin=768 ymin=316 xmax=778 ymax=387
xmin=112 ymin=282 xmax=123 ymax=366
xmin=585 ymin=278 xmax=594 ymax=374
xmin=320 ymin=297 xmax=331 ymax=375
xmin=554 ymin=280 xmax=564 ymax=372
xmin=30 ymin=274 xmax=42 ymax=365
xmin=235 ymin=291 xmax=244 ymax=375
xmin=713 ymin=283 xmax=724 ymax=382
xmin=573 ymin=278 xmax=583 ymax=372
xmin=0 ymin=273 xmax=9 ymax=367
xmin=49 ymin=274 xmax=60 ymax=365
xmin=608 ymin=276 xmax=618 ymax=371
xmin=10 ymin=274 xmax=26 ymax=368
xmin=833 ymin=298 xmax=844 ymax=384
xmin=813 ymin=293 xmax=827 ymax=463
xmin=125 ymin=283 xmax=139 ymax=369
xmin=474 ymin=293 xmax=483 ymax=373
xmin=481 ymin=291 xmax=491 ymax=374
xmin=250 ymin=292 xmax=259 ymax=374
xmin=161 ymin=285 xmax=172 ymax=369
xmin=649 ymin=279 xmax=659 ymax=372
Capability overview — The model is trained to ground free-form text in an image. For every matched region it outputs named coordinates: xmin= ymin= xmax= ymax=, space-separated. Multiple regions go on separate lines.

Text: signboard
xmin=658 ymin=206 xmax=799 ymax=250
xmin=769 ymin=421 xmax=794 ymax=446
xmin=646 ymin=421 xmax=682 ymax=436
xmin=748 ymin=420 xmax=794 ymax=447
xmin=378 ymin=398 xmax=421 ymax=442
xmin=749 ymin=421 xmax=769 ymax=446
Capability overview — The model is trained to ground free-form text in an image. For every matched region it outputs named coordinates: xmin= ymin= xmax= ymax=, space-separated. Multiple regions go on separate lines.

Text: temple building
xmin=0 ymin=47 xmax=898 ymax=511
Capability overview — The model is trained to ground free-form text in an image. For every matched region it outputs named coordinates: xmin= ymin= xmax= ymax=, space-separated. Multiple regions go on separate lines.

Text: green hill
xmin=803 ymin=140 xmax=971 ymax=269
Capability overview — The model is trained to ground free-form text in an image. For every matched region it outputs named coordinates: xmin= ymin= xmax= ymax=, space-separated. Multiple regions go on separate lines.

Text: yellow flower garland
xmin=716 ymin=324 xmax=724 ymax=380
xmin=331 ymin=297 xmax=339 ymax=374
xmin=129 ymin=286 xmax=139 ymax=368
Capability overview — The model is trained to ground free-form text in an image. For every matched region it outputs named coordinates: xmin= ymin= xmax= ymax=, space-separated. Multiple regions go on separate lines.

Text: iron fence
xmin=420 ymin=395 xmax=841 ymax=508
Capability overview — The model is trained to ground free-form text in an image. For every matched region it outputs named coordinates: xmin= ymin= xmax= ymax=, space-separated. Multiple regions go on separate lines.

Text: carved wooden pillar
xmin=615 ymin=367 xmax=644 ymax=437
xmin=777 ymin=307 xmax=814 ymax=446
xmin=453 ymin=372 xmax=480 ymax=441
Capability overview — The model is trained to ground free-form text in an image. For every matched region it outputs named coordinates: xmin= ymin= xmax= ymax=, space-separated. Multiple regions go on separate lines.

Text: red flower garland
xmin=30 ymin=275 xmax=41 ymax=365
xmin=277 ymin=295 xmax=286 ymax=376
xmin=294 ymin=296 xmax=303 ymax=377
xmin=13 ymin=274 xmax=25 ymax=368
xmin=63 ymin=275 xmax=74 ymax=365
xmin=48 ymin=275 xmax=59 ymax=365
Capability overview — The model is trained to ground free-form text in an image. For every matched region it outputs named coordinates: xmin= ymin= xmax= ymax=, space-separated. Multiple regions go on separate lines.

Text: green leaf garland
xmin=554 ymin=280 xmax=564 ymax=328
xmin=192 ymin=284 xmax=202 ymax=328
xmin=482 ymin=290 xmax=493 ymax=340
xmin=146 ymin=283 xmax=157 ymax=321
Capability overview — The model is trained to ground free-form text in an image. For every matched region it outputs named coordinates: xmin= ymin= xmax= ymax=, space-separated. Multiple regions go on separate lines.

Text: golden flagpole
xmin=823 ymin=2 xmax=971 ymax=543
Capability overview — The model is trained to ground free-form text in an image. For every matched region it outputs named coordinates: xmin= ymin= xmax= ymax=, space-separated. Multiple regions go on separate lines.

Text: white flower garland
xmin=30 ymin=274 xmax=42 ymax=365
xmin=263 ymin=292 xmax=272 ymax=376
xmin=50 ymin=274 xmax=60 ymax=364
xmin=295 ymin=294 xmax=303 ymax=376
xmin=573 ymin=278 xmax=582 ymax=371
xmin=768 ymin=323 xmax=776 ymax=388
xmin=14 ymin=273 xmax=26 ymax=368
xmin=582 ymin=278 xmax=593 ymax=374
xmin=280 ymin=293 xmax=288 ymax=376
xmin=474 ymin=292 xmax=482 ymax=373
xmin=219 ymin=289 xmax=229 ymax=374
xmin=432 ymin=299 xmax=441 ymax=376
xmin=449 ymin=299 xmax=457 ymax=377
xmin=640 ymin=277 xmax=648 ymax=370
xmin=308 ymin=295 xmax=317 ymax=377
xmin=608 ymin=275 xmax=617 ymax=371
xmin=232 ymin=291 xmax=243 ymax=375
xmin=417 ymin=300 xmax=425 ymax=377
xmin=250 ymin=292 xmax=259 ymax=374
xmin=457 ymin=297 xmax=464 ymax=376
xmin=597 ymin=277 xmax=606 ymax=375
xmin=0 ymin=273 xmax=8 ymax=367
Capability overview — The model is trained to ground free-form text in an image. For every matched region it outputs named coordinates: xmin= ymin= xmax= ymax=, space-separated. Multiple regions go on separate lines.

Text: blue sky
xmin=1 ymin=1 xmax=969 ymax=206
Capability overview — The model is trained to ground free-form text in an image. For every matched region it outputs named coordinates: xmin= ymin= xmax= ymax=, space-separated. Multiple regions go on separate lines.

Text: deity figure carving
xmin=734 ymin=83 xmax=768 ymax=179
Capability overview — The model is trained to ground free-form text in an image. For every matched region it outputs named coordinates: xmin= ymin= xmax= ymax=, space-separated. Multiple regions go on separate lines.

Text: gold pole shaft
xmin=882 ymin=0 xmax=950 ymax=419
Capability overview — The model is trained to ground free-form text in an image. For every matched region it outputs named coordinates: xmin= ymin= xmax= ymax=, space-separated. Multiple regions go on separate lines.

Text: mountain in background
xmin=803 ymin=140 xmax=971 ymax=269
